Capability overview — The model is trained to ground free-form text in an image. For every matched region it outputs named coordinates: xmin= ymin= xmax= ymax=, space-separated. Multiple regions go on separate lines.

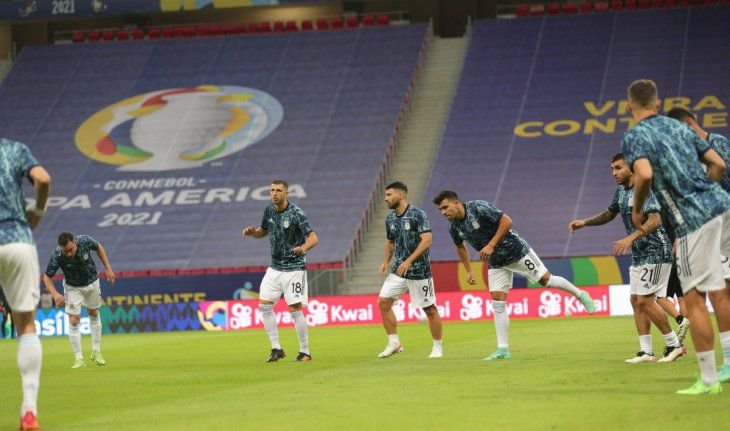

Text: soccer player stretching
xmin=569 ymin=153 xmax=685 ymax=363
xmin=622 ymin=79 xmax=730 ymax=394
xmin=377 ymin=181 xmax=443 ymax=359
xmin=433 ymin=190 xmax=595 ymax=360
xmin=243 ymin=180 xmax=318 ymax=362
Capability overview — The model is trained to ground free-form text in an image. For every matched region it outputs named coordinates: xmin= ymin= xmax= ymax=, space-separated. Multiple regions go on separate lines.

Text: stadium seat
xmin=285 ymin=20 xmax=298 ymax=32
xmin=87 ymin=31 xmax=100 ymax=42
xmin=625 ymin=0 xmax=638 ymax=8
xmin=331 ymin=17 xmax=344 ymax=29
xmin=316 ymin=18 xmax=329 ymax=30
xmin=222 ymin=23 xmax=235 ymax=35
xmin=346 ymin=16 xmax=358 ymax=28
xmin=233 ymin=23 xmax=246 ymax=34
xmin=101 ymin=30 xmax=115 ymax=41
xmin=579 ymin=1 xmax=593 ymax=12
xmin=131 ymin=28 xmax=144 ymax=39
xmin=147 ymin=28 xmax=161 ymax=39
xmin=247 ymin=22 xmax=260 ymax=33
xmin=594 ymin=1 xmax=610 ymax=11
xmin=273 ymin=21 xmax=285 ymax=33
xmin=196 ymin=25 xmax=209 ymax=37
xmin=71 ymin=31 xmax=84 ymax=43
xmin=562 ymin=2 xmax=579 ymax=13
xmin=376 ymin=14 xmax=389 ymax=25
xmin=162 ymin=28 xmax=174 ymax=38
xmin=259 ymin=22 xmax=273 ymax=33
xmin=172 ymin=27 xmax=185 ymax=38
xmin=611 ymin=0 xmax=624 ymax=10
xmin=664 ymin=0 xmax=677 ymax=6
xmin=116 ymin=30 xmax=129 ymax=40
xmin=301 ymin=19 xmax=314 ymax=30
xmin=638 ymin=0 xmax=651 ymax=8
xmin=515 ymin=5 xmax=530 ymax=17
xmin=362 ymin=15 xmax=374 ymax=26
xmin=529 ymin=4 xmax=546 ymax=15
xmin=546 ymin=3 xmax=561 ymax=14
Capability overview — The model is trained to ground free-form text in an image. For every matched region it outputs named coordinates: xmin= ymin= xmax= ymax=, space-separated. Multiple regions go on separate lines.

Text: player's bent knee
xmin=68 ymin=314 xmax=81 ymax=325
xmin=422 ymin=304 xmax=438 ymax=316
xmin=87 ymin=308 xmax=99 ymax=317
xmin=377 ymin=297 xmax=394 ymax=310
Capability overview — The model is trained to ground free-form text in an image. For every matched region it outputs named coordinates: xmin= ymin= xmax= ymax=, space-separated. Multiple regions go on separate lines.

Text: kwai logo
xmin=75 ymin=85 xmax=283 ymax=172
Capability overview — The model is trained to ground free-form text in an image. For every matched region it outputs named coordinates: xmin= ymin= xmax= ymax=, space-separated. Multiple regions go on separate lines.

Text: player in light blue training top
xmin=433 ymin=190 xmax=595 ymax=361
xmin=569 ymin=153 xmax=687 ymax=364
xmin=621 ymin=79 xmax=730 ymax=394
xmin=0 ymin=138 xmax=50 ymax=430
xmin=42 ymin=232 xmax=115 ymax=369
xmin=377 ymin=181 xmax=443 ymax=359
xmin=243 ymin=180 xmax=318 ymax=363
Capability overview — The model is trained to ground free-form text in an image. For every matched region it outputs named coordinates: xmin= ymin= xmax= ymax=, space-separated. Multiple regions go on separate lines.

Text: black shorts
xmin=666 ymin=261 xmax=683 ymax=298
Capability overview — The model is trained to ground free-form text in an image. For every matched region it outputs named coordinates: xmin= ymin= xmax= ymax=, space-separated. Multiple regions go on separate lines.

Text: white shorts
xmin=488 ymin=248 xmax=548 ymax=293
xmin=379 ymin=274 xmax=436 ymax=308
xmin=629 ymin=263 xmax=671 ymax=297
xmin=675 ymin=211 xmax=730 ymax=294
xmin=0 ymin=243 xmax=40 ymax=312
xmin=259 ymin=268 xmax=308 ymax=306
xmin=64 ymin=279 xmax=102 ymax=315
xmin=722 ymin=255 xmax=730 ymax=281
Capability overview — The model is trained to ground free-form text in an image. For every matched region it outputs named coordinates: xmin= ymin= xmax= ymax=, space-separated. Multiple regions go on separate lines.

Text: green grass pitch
xmin=1 ymin=316 xmax=727 ymax=430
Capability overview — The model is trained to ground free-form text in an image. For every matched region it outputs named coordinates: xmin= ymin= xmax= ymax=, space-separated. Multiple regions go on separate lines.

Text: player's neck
xmin=632 ymin=108 xmax=657 ymax=123
xmin=395 ymin=201 xmax=409 ymax=216
xmin=456 ymin=203 xmax=466 ymax=220
xmin=274 ymin=200 xmax=289 ymax=212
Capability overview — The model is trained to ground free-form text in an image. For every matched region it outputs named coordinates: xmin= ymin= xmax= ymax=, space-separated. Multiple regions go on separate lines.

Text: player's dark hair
xmin=432 ymin=190 xmax=460 ymax=205
xmin=271 ymin=179 xmax=288 ymax=189
xmin=58 ymin=232 xmax=74 ymax=246
xmin=385 ymin=181 xmax=408 ymax=193
xmin=611 ymin=153 xmax=624 ymax=163
xmin=666 ymin=107 xmax=695 ymax=122
xmin=627 ymin=79 xmax=658 ymax=108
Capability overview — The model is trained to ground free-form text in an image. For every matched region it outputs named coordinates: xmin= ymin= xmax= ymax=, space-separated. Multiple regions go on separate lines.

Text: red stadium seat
xmin=611 ymin=0 xmax=623 ymax=11
xmin=259 ymin=22 xmax=272 ymax=33
xmin=285 ymin=20 xmax=298 ymax=32
xmin=316 ymin=18 xmax=329 ymax=30
xmin=301 ymin=19 xmax=313 ymax=30
xmin=664 ymin=0 xmax=677 ymax=7
xmin=71 ymin=31 xmax=84 ymax=43
xmin=362 ymin=15 xmax=374 ymax=26
xmin=208 ymin=25 xmax=221 ymax=36
xmin=594 ymin=1 xmax=610 ymax=11
xmin=233 ymin=23 xmax=246 ymax=34
xmin=273 ymin=21 xmax=285 ymax=33
xmin=87 ymin=31 xmax=100 ymax=41
xmin=331 ymin=17 xmax=343 ymax=29
xmin=222 ymin=23 xmax=235 ymax=35
xmin=638 ymin=0 xmax=651 ymax=8
xmin=196 ymin=25 xmax=209 ymax=37
xmin=515 ymin=5 xmax=530 ymax=17
xmin=562 ymin=2 xmax=579 ymax=13
xmin=101 ymin=30 xmax=114 ymax=41
xmin=624 ymin=0 xmax=638 ymax=9
xmin=529 ymin=4 xmax=545 ymax=15
xmin=546 ymin=3 xmax=561 ymax=14
xmin=172 ymin=27 xmax=185 ymax=38
xmin=376 ymin=14 xmax=389 ymax=25
xmin=579 ymin=1 xmax=593 ymax=12
xmin=116 ymin=30 xmax=129 ymax=40
xmin=131 ymin=28 xmax=144 ymax=39
xmin=346 ymin=16 xmax=358 ymax=28
xmin=147 ymin=28 xmax=161 ymax=39
xmin=162 ymin=28 xmax=174 ymax=38
xmin=247 ymin=22 xmax=260 ymax=33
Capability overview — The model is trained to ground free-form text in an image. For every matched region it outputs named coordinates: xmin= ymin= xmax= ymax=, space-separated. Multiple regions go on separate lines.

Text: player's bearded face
xmin=385 ymin=190 xmax=401 ymax=209
xmin=61 ymin=241 xmax=78 ymax=258
xmin=611 ymin=160 xmax=631 ymax=186
xmin=269 ymin=185 xmax=287 ymax=204
xmin=438 ymin=200 xmax=458 ymax=220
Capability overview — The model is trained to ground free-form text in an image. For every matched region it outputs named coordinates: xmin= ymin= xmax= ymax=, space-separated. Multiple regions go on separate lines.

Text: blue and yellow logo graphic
xmin=75 ymin=85 xmax=283 ymax=172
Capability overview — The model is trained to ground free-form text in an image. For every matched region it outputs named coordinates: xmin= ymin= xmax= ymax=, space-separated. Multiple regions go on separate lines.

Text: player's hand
xmin=568 ymin=220 xmax=585 ymax=233
xmin=466 ymin=271 xmax=476 ymax=285
xmin=396 ymin=261 xmax=412 ymax=277
xmin=25 ymin=211 xmax=42 ymax=230
xmin=242 ymin=226 xmax=255 ymax=237
xmin=479 ymin=244 xmax=494 ymax=261
xmin=52 ymin=293 xmax=65 ymax=307
xmin=292 ymin=246 xmax=307 ymax=256
xmin=613 ymin=237 xmax=633 ymax=255
xmin=631 ymin=210 xmax=646 ymax=230
xmin=106 ymin=270 xmax=116 ymax=285
xmin=378 ymin=262 xmax=389 ymax=277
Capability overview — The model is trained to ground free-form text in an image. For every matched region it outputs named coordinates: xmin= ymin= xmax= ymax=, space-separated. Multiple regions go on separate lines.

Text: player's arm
xmin=455 ymin=242 xmax=476 ymax=285
xmin=292 ymin=231 xmax=318 ymax=256
xmin=569 ymin=210 xmax=618 ymax=232
xmin=396 ymin=232 xmax=432 ymax=277
xmin=701 ymin=148 xmax=726 ymax=183
xmin=42 ymin=273 xmax=65 ymax=307
xmin=613 ymin=212 xmax=662 ymax=255
xmin=479 ymin=214 xmax=512 ymax=261
xmin=95 ymin=243 xmax=115 ymax=285
xmin=25 ymin=166 xmax=51 ymax=230
xmin=379 ymin=239 xmax=395 ymax=276
xmin=631 ymin=158 xmax=653 ymax=229
xmin=242 ymin=226 xmax=268 ymax=238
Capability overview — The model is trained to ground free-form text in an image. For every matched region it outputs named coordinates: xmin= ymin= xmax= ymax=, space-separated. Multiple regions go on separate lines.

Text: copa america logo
xmin=75 ymin=85 xmax=283 ymax=172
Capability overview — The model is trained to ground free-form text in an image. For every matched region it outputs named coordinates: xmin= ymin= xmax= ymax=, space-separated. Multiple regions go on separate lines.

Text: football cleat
xmin=657 ymin=345 xmax=686 ymax=363
xmin=295 ymin=352 xmax=312 ymax=362
xmin=676 ymin=318 xmax=690 ymax=343
xmin=429 ymin=346 xmax=443 ymax=359
xmin=624 ymin=351 xmax=657 ymax=364
xmin=578 ymin=291 xmax=596 ymax=314
xmin=266 ymin=348 xmax=286 ymax=362
xmin=483 ymin=347 xmax=512 ymax=361
xmin=378 ymin=342 xmax=404 ymax=358
xmin=90 ymin=350 xmax=106 ymax=366
xmin=71 ymin=358 xmax=86 ymax=369
xmin=676 ymin=378 xmax=722 ymax=395
xmin=717 ymin=364 xmax=730 ymax=383
xmin=19 ymin=411 xmax=39 ymax=431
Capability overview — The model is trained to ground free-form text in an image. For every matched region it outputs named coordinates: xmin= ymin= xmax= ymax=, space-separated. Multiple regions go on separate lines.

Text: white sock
xmin=291 ymin=310 xmax=309 ymax=355
xmin=719 ymin=330 xmax=730 ymax=366
xmin=388 ymin=334 xmax=400 ymax=345
xmin=89 ymin=314 xmax=102 ymax=352
xmin=433 ymin=339 xmax=442 ymax=349
xmin=696 ymin=350 xmax=718 ymax=386
xmin=546 ymin=275 xmax=581 ymax=297
xmin=17 ymin=334 xmax=42 ymax=416
xmin=639 ymin=335 xmax=653 ymax=355
xmin=259 ymin=305 xmax=280 ymax=350
xmin=69 ymin=323 xmax=82 ymax=359
xmin=492 ymin=300 xmax=509 ymax=349
xmin=661 ymin=330 xmax=680 ymax=348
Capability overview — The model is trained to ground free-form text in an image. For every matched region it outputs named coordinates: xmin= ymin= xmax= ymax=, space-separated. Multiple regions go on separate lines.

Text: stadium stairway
xmin=342 ymin=36 xmax=468 ymax=295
